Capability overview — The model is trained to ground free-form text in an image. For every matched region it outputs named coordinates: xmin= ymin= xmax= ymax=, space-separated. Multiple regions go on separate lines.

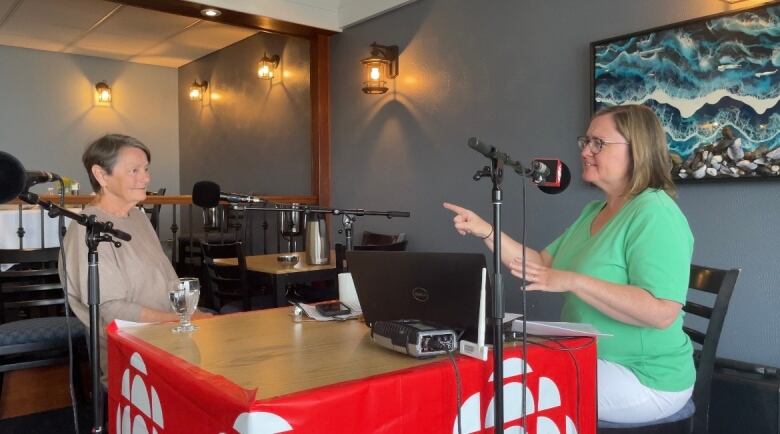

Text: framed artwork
xmin=591 ymin=4 xmax=780 ymax=182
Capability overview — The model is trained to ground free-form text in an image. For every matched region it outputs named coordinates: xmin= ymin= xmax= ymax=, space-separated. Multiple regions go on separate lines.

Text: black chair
xmin=177 ymin=205 xmax=243 ymax=276
xmin=201 ymin=242 xmax=273 ymax=314
xmin=0 ymin=248 xmax=87 ymax=401
xmin=141 ymin=188 xmax=166 ymax=234
xmin=353 ymin=231 xmax=407 ymax=251
xmin=598 ymin=264 xmax=741 ymax=434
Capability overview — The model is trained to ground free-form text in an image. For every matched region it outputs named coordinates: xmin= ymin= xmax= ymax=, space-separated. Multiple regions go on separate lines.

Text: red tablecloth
xmin=108 ymin=322 xmax=595 ymax=434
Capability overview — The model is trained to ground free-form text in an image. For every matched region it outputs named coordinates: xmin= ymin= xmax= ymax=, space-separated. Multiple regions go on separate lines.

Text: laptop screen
xmin=345 ymin=251 xmax=491 ymax=343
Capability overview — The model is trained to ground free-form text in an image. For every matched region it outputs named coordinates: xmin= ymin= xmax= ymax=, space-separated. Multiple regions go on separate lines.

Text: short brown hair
xmin=594 ymin=105 xmax=676 ymax=198
xmin=82 ymin=134 xmax=151 ymax=192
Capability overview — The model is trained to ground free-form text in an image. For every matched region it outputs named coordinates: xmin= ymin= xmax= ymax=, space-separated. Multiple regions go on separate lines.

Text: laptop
xmin=345 ymin=251 xmax=492 ymax=343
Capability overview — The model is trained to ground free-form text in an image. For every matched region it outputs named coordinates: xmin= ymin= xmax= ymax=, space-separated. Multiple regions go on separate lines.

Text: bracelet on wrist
xmin=481 ymin=226 xmax=494 ymax=240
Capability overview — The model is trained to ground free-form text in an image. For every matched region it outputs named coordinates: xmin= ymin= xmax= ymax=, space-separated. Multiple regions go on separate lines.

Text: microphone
xmin=0 ymin=151 xmax=63 ymax=203
xmin=25 ymin=171 xmax=61 ymax=188
xmin=532 ymin=159 xmax=571 ymax=195
xmin=0 ymin=151 xmax=26 ymax=203
xmin=192 ymin=181 xmax=264 ymax=208
xmin=468 ymin=137 xmax=526 ymax=175
xmin=467 ymin=138 xmax=570 ymax=194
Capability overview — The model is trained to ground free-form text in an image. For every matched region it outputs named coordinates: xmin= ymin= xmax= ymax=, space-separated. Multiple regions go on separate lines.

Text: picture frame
xmin=591 ymin=4 xmax=780 ymax=182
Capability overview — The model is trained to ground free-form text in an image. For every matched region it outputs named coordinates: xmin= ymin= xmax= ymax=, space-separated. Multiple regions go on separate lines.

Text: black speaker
xmin=708 ymin=358 xmax=780 ymax=434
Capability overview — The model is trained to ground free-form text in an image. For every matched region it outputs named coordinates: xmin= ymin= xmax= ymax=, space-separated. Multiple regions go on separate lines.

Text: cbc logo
xmin=452 ymin=357 xmax=577 ymax=434
xmin=115 ymin=351 xmax=295 ymax=434
xmin=115 ymin=352 xmax=165 ymax=434
xmin=116 ymin=353 xmax=573 ymax=433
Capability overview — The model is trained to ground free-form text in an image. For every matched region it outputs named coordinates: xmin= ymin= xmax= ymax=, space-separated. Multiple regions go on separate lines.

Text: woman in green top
xmin=444 ymin=105 xmax=694 ymax=423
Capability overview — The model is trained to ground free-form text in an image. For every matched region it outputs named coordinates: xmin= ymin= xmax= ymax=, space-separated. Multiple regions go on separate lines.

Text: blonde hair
xmin=594 ymin=105 xmax=676 ymax=198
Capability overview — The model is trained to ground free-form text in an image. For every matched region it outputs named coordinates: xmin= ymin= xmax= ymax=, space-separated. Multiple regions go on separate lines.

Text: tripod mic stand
xmin=18 ymin=192 xmax=131 ymax=434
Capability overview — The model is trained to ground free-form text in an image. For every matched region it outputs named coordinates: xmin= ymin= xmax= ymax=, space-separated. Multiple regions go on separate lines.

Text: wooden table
xmin=113 ymin=307 xmax=433 ymax=399
xmin=215 ymin=251 xmax=338 ymax=307
xmin=107 ymin=307 xmax=597 ymax=433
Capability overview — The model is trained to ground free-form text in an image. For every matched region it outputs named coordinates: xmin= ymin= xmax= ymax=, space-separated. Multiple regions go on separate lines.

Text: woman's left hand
xmin=509 ymin=259 xmax=577 ymax=293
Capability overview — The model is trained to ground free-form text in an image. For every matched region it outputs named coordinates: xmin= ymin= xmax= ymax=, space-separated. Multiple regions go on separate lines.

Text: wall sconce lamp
xmin=95 ymin=81 xmax=112 ymax=105
xmin=257 ymin=53 xmax=280 ymax=80
xmin=189 ymin=80 xmax=208 ymax=101
xmin=361 ymin=42 xmax=399 ymax=94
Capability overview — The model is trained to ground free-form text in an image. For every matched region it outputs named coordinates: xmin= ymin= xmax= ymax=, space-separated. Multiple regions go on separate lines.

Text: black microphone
xmin=0 ymin=151 xmax=64 ymax=203
xmin=25 ymin=170 xmax=61 ymax=188
xmin=0 ymin=151 xmax=26 ymax=203
xmin=468 ymin=137 xmax=526 ymax=175
xmin=192 ymin=181 xmax=264 ymax=208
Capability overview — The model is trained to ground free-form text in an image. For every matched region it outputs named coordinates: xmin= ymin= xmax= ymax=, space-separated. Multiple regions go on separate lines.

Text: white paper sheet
xmin=511 ymin=320 xmax=611 ymax=337
xmin=114 ymin=319 xmax=152 ymax=329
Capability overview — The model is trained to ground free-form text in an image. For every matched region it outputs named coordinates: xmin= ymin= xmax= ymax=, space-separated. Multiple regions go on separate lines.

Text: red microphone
xmin=532 ymin=158 xmax=570 ymax=194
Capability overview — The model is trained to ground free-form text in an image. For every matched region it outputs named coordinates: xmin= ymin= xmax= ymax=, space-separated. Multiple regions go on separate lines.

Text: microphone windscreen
xmin=192 ymin=181 xmax=220 ymax=208
xmin=538 ymin=162 xmax=570 ymax=195
xmin=467 ymin=137 xmax=492 ymax=156
xmin=0 ymin=151 xmax=26 ymax=203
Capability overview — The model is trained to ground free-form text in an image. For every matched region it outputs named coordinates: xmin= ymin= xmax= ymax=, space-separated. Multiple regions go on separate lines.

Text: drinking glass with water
xmin=170 ymin=277 xmax=200 ymax=333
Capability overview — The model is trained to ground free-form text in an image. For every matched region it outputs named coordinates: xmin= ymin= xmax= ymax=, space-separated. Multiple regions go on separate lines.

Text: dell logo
xmin=411 ymin=287 xmax=429 ymax=302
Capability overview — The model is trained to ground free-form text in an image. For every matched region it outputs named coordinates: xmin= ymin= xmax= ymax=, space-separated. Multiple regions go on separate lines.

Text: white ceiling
xmin=200 ymin=0 xmax=416 ymax=32
xmin=0 ymin=0 xmax=413 ymax=68
xmin=0 ymin=0 xmax=259 ymax=67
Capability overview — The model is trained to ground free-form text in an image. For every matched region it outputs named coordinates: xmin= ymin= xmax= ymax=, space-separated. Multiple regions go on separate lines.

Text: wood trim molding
xmin=114 ymin=0 xmax=336 ymax=38
xmin=311 ymin=33 xmax=331 ymax=208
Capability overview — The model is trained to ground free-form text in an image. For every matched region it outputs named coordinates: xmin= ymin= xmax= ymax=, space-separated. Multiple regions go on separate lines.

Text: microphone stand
xmin=473 ymin=158 xmax=507 ymax=434
xmin=340 ymin=214 xmax=356 ymax=251
xmin=19 ymin=192 xmax=130 ymax=434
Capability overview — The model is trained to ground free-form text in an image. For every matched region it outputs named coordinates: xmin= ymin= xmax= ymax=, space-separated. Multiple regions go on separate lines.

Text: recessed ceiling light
xmin=201 ymin=8 xmax=222 ymax=17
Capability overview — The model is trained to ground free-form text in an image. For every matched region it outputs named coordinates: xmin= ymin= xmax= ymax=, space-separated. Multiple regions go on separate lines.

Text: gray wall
xmin=178 ymin=32 xmax=311 ymax=198
xmin=0 ymin=45 xmax=179 ymax=195
xmin=331 ymin=0 xmax=780 ymax=367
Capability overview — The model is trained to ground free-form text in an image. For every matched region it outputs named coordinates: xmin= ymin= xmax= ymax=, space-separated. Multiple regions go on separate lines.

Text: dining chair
xmin=0 ymin=247 xmax=87 ymax=403
xmin=200 ymin=242 xmax=273 ymax=314
xmin=177 ymin=205 xmax=244 ymax=276
xmin=141 ymin=188 xmax=166 ymax=235
xmin=598 ymin=264 xmax=741 ymax=434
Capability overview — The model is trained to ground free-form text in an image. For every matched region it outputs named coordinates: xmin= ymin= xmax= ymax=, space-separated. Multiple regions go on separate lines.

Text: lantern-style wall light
xmin=189 ymin=80 xmax=208 ymax=101
xmin=257 ymin=53 xmax=280 ymax=80
xmin=95 ymin=81 xmax=112 ymax=105
xmin=361 ymin=42 xmax=399 ymax=94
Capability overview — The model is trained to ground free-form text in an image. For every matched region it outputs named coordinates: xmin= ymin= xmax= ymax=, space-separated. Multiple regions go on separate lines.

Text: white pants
xmin=598 ymin=359 xmax=693 ymax=423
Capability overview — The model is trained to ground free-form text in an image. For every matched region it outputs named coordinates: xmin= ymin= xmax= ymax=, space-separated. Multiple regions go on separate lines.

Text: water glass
xmin=170 ymin=277 xmax=201 ymax=333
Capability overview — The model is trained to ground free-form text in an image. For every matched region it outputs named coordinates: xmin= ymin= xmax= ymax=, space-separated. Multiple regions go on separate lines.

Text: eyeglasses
xmin=577 ymin=136 xmax=630 ymax=154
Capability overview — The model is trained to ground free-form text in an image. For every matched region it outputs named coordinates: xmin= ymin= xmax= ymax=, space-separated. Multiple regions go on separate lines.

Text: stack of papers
xmin=510 ymin=320 xmax=610 ymax=337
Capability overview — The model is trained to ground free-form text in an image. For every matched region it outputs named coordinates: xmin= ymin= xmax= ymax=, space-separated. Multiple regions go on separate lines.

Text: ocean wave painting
xmin=592 ymin=4 xmax=780 ymax=181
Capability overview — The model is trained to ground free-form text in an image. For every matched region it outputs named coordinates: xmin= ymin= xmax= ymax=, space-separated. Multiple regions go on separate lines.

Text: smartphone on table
xmin=316 ymin=301 xmax=351 ymax=317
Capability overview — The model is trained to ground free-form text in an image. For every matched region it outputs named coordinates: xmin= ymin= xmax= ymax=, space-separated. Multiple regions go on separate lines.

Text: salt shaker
xmin=292 ymin=305 xmax=304 ymax=322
